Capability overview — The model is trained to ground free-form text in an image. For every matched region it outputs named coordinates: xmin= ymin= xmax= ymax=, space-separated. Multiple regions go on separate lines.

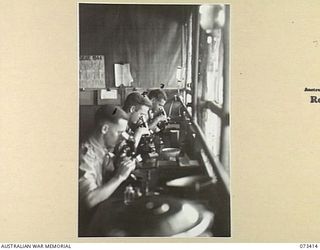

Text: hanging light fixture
xmin=199 ymin=4 xmax=225 ymax=33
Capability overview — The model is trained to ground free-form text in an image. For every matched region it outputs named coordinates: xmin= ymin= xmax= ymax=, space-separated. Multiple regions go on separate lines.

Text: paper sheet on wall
xmin=100 ymin=89 xmax=118 ymax=99
xmin=114 ymin=63 xmax=133 ymax=87
xmin=79 ymin=55 xmax=105 ymax=88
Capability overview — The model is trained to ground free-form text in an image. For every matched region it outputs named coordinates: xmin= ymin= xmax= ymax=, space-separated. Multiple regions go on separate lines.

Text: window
xmin=184 ymin=6 xmax=230 ymax=177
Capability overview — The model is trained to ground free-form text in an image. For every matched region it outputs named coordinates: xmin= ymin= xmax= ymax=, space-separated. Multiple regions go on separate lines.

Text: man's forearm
xmin=148 ymin=118 xmax=159 ymax=130
xmin=84 ymin=176 xmax=124 ymax=208
xmin=134 ymin=132 xmax=143 ymax=148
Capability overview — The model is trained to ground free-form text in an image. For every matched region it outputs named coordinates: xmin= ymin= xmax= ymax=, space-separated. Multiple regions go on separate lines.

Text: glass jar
xmin=124 ymin=185 xmax=135 ymax=205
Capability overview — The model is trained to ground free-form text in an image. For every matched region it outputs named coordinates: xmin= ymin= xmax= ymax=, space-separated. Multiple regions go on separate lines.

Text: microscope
xmin=151 ymin=107 xmax=171 ymax=154
xmin=117 ymin=123 xmax=157 ymax=199
xmin=115 ymin=131 xmax=143 ymax=200
xmin=117 ymin=131 xmax=137 ymax=159
xmin=134 ymin=116 xmax=158 ymax=161
xmin=156 ymin=107 xmax=170 ymax=132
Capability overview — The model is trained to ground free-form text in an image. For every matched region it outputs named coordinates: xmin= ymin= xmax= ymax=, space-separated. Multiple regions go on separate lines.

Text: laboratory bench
xmin=83 ymin=120 xmax=230 ymax=237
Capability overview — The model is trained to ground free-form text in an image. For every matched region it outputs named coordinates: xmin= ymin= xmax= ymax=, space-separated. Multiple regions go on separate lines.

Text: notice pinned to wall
xmin=79 ymin=55 xmax=105 ymax=89
xmin=100 ymin=89 xmax=118 ymax=100
xmin=114 ymin=63 xmax=133 ymax=87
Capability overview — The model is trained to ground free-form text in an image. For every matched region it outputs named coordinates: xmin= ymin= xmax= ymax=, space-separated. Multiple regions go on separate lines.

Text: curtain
xmin=80 ymin=4 xmax=192 ymax=88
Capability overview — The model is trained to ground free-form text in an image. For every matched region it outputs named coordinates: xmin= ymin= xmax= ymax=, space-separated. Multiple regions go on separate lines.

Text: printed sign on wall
xmin=79 ymin=55 xmax=105 ymax=89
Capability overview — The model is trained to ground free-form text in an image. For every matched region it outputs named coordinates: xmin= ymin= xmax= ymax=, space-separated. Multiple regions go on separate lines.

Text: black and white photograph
xmin=78 ymin=3 xmax=230 ymax=237
xmin=3 ymin=0 xmax=320 ymax=246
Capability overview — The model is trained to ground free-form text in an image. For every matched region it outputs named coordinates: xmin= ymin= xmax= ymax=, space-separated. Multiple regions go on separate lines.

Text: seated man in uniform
xmin=122 ymin=92 xmax=153 ymax=147
xmin=78 ymin=105 xmax=135 ymax=235
xmin=147 ymin=89 xmax=168 ymax=131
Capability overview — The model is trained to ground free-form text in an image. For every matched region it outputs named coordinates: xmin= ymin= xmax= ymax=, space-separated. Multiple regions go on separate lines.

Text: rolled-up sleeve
xmin=79 ymin=162 xmax=98 ymax=202
xmin=78 ymin=144 xmax=101 ymax=203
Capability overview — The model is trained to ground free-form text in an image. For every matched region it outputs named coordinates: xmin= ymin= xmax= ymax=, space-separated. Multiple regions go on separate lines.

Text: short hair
xmin=148 ymin=89 xmax=167 ymax=102
xmin=94 ymin=105 xmax=129 ymax=128
xmin=123 ymin=92 xmax=152 ymax=112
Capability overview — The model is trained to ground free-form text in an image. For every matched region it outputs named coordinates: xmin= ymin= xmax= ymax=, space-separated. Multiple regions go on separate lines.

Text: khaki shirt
xmin=79 ymin=137 xmax=115 ymax=202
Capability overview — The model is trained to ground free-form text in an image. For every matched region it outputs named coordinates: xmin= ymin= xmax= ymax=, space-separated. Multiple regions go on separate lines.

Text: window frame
xmin=182 ymin=5 xmax=230 ymax=194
